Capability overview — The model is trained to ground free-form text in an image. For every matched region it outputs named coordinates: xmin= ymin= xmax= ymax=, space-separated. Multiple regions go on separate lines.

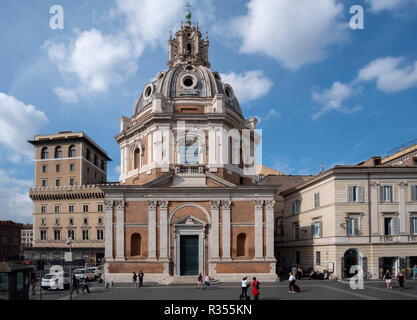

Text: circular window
xmin=143 ymin=84 xmax=153 ymax=99
xmin=183 ymin=77 xmax=193 ymax=87
xmin=180 ymin=73 xmax=197 ymax=89
xmin=224 ymin=84 xmax=234 ymax=99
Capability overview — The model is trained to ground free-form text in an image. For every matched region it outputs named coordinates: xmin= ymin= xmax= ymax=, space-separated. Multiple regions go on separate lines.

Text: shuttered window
xmin=347 ymin=217 xmax=360 ymax=236
xmin=312 ymin=221 xmax=322 ymax=238
xmin=380 ymin=186 xmax=393 ymax=203
xmin=384 ymin=217 xmax=399 ymax=235
xmin=410 ymin=217 xmax=417 ymax=235
xmin=292 ymin=200 xmax=301 ymax=214
xmin=348 ymin=186 xmax=364 ymax=202
xmin=411 ymin=186 xmax=417 ymax=201
xmin=314 ymin=193 xmax=320 ymax=208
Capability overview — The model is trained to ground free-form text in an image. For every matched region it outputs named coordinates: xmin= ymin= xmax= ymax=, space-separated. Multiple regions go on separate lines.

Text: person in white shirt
xmin=240 ymin=276 xmax=250 ymax=299
xmin=288 ymin=272 xmax=296 ymax=293
xmin=203 ymin=274 xmax=211 ymax=290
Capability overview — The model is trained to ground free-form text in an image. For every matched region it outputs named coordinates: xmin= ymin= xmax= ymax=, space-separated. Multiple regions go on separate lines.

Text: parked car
xmin=87 ymin=267 xmax=101 ymax=279
xmin=73 ymin=268 xmax=95 ymax=281
xmin=41 ymin=272 xmax=70 ymax=290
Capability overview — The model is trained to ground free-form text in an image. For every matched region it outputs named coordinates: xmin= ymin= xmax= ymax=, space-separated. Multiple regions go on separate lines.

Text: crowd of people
xmin=29 ymin=263 xmax=417 ymax=299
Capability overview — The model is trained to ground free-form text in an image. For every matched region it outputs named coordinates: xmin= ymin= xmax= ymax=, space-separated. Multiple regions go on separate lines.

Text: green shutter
xmin=358 ymin=187 xmax=365 ymax=203
xmin=348 ymin=186 xmax=354 ymax=202
xmin=412 ymin=186 xmax=417 ymax=201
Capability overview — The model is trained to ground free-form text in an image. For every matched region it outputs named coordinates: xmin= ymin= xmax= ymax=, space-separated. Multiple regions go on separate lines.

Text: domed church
xmin=102 ymin=11 xmax=277 ymax=283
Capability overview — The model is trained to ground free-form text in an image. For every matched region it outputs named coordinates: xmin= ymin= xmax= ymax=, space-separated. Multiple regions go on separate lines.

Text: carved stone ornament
xmin=266 ymin=200 xmax=275 ymax=210
xmin=254 ymin=200 xmax=264 ymax=210
xmin=148 ymin=200 xmax=157 ymax=209
xmin=104 ymin=200 xmax=114 ymax=209
xmin=221 ymin=200 xmax=231 ymax=210
xmin=159 ymin=200 xmax=168 ymax=209
xmin=185 ymin=217 xmax=194 ymax=225
xmin=115 ymin=200 xmax=125 ymax=209
xmin=210 ymin=200 xmax=220 ymax=210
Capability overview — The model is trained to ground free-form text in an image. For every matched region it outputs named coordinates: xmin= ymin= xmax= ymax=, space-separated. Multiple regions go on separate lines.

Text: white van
xmin=41 ymin=272 xmax=70 ymax=290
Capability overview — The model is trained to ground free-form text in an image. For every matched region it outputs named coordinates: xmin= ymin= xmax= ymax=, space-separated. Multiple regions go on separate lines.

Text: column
xmin=254 ymin=200 xmax=264 ymax=259
xmin=399 ymin=182 xmax=407 ymax=236
xmin=265 ymin=200 xmax=275 ymax=259
xmin=115 ymin=200 xmax=125 ymax=261
xmin=370 ymin=183 xmax=379 ymax=236
xmin=210 ymin=200 xmax=220 ymax=259
xmin=104 ymin=200 xmax=114 ymax=261
xmin=148 ymin=200 xmax=157 ymax=260
xmin=221 ymin=200 xmax=231 ymax=260
xmin=159 ymin=200 xmax=168 ymax=260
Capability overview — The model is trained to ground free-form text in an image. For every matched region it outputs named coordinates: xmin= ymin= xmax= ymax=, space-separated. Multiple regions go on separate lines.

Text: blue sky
xmin=1 ymin=0 xmax=417 ymax=223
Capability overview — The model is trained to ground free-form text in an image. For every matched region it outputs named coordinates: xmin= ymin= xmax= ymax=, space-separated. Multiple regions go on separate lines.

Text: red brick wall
xmin=216 ymin=262 xmax=271 ymax=273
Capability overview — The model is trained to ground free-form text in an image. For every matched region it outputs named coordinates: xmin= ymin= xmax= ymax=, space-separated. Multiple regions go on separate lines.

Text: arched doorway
xmin=343 ymin=249 xmax=362 ymax=278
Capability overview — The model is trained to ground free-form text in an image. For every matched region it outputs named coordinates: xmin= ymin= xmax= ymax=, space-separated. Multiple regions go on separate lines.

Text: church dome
xmin=133 ymin=21 xmax=243 ymax=118
xmin=134 ymin=64 xmax=242 ymax=116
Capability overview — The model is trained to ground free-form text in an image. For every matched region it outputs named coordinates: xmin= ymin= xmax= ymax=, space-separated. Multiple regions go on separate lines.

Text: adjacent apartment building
xmin=25 ymin=131 xmax=111 ymax=266
xmin=21 ymin=224 xmax=33 ymax=249
xmin=271 ymin=143 xmax=417 ymax=280
xmin=0 ymin=221 xmax=23 ymax=261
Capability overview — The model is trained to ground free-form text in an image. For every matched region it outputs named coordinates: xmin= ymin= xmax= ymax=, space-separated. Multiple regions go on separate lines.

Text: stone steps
xmin=161 ymin=276 xmax=222 ymax=285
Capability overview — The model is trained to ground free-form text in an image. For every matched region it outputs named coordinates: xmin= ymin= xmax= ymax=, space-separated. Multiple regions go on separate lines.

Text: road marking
xmin=319 ymin=284 xmax=379 ymax=300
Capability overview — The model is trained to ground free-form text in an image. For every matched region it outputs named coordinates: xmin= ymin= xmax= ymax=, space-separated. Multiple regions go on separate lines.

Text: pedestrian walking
xmin=81 ymin=277 xmax=90 ymax=294
xmin=397 ymin=271 xmax=406 ymax=290
xmin=297 ymin=267 xmax=303 ymax=280
xmin=203 ymin=274 xmax=211 ymax=290
xmin=413 ymin=265 xmax=417 ymax=280
xmin=292 ymin=266 xmax=298 ymax=278
xmin=240 ymin=276 xmax=249 ymax=300
xmin=198 ymin=272 xmax=203 ymax=288
xmin=132 ymin=272 xmax=138 ymax=288
xmin=278 ymin=266 xmax=283 ymax=280
xmin=30 ymin=276 xmax=38 ymax=295
xmin=288 ymin=272 xmax=296 ymax=293
xmin=383 ymin=269 xmax=393 ymax=289
xmin=71 ymin=273 xmax=79 ymax=294
xmin=138 ymin=270 xmax=144 ymax=287
xmin=251 ymin=277 xmax=260 ymax=300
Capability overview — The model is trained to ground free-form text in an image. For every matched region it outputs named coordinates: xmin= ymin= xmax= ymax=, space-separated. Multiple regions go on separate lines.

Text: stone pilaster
xmin=265 ymin=200 xmax=275 ymax=259
xmin=159 ymin=200 xmax=168 ymax=260
xmin=104 ymin=200 xmax=114 ymax=261
xmin=210 ymin=200 xmax=220 ymax=259
xmin=221 ymin=200 xmax=231 ymax=260
xmin=148 ymin=200 xmax=157 ymax=260
xmin=370 ymin=183 xmax=379 ymax=236
xmin=115 ymin=200 xmax=125 ymax=261
xmin=399 ymin=182 xmax=407 ymax=237
xmin=254 ymin=200 xmax=264 ymax=259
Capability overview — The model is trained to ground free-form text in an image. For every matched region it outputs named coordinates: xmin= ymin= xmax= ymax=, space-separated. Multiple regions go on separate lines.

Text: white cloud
xmin=54 ymin=87 xmax=79 ymax=103
xmin=356 ymin=57 xmax=417 ymax=93
xmin=267 ymin=109 xmax=280 ymax=118
xmin=230 ymin=0 xmax=348 ymax=70
xmin=252 ymin=109 xmax=280 ymax=125
xmin=365 ymin=0 xmax=412 ymax=13
xmin=220 ymin=70 xmax=273 ymax=103
xmin=0 ymin=92 xmax=48 ymax=158
xmin=46 ymin=29 xmax=140 ymax=96
xmin=312 ymin=81 xmax=363 ymax=119
xmin=0 ymin=169 xmax=33 ymax=223
xmin=47 ymin=0 xmax=216 ymax=103
xmin=115 ymin=0 xmax=182 ymax=48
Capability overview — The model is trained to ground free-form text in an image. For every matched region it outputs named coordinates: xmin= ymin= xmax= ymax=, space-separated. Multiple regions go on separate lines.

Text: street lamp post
xmin=66 ymin=237 xmax=72 ymax=301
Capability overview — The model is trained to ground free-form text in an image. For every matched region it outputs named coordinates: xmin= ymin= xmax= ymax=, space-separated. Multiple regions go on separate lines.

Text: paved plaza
xmin=29 ymin=279 xmax=417 ymax=301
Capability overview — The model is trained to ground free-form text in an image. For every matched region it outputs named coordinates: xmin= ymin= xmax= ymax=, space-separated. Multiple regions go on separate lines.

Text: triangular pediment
xmin=172 ymin=215 xmax=207 ymax=226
